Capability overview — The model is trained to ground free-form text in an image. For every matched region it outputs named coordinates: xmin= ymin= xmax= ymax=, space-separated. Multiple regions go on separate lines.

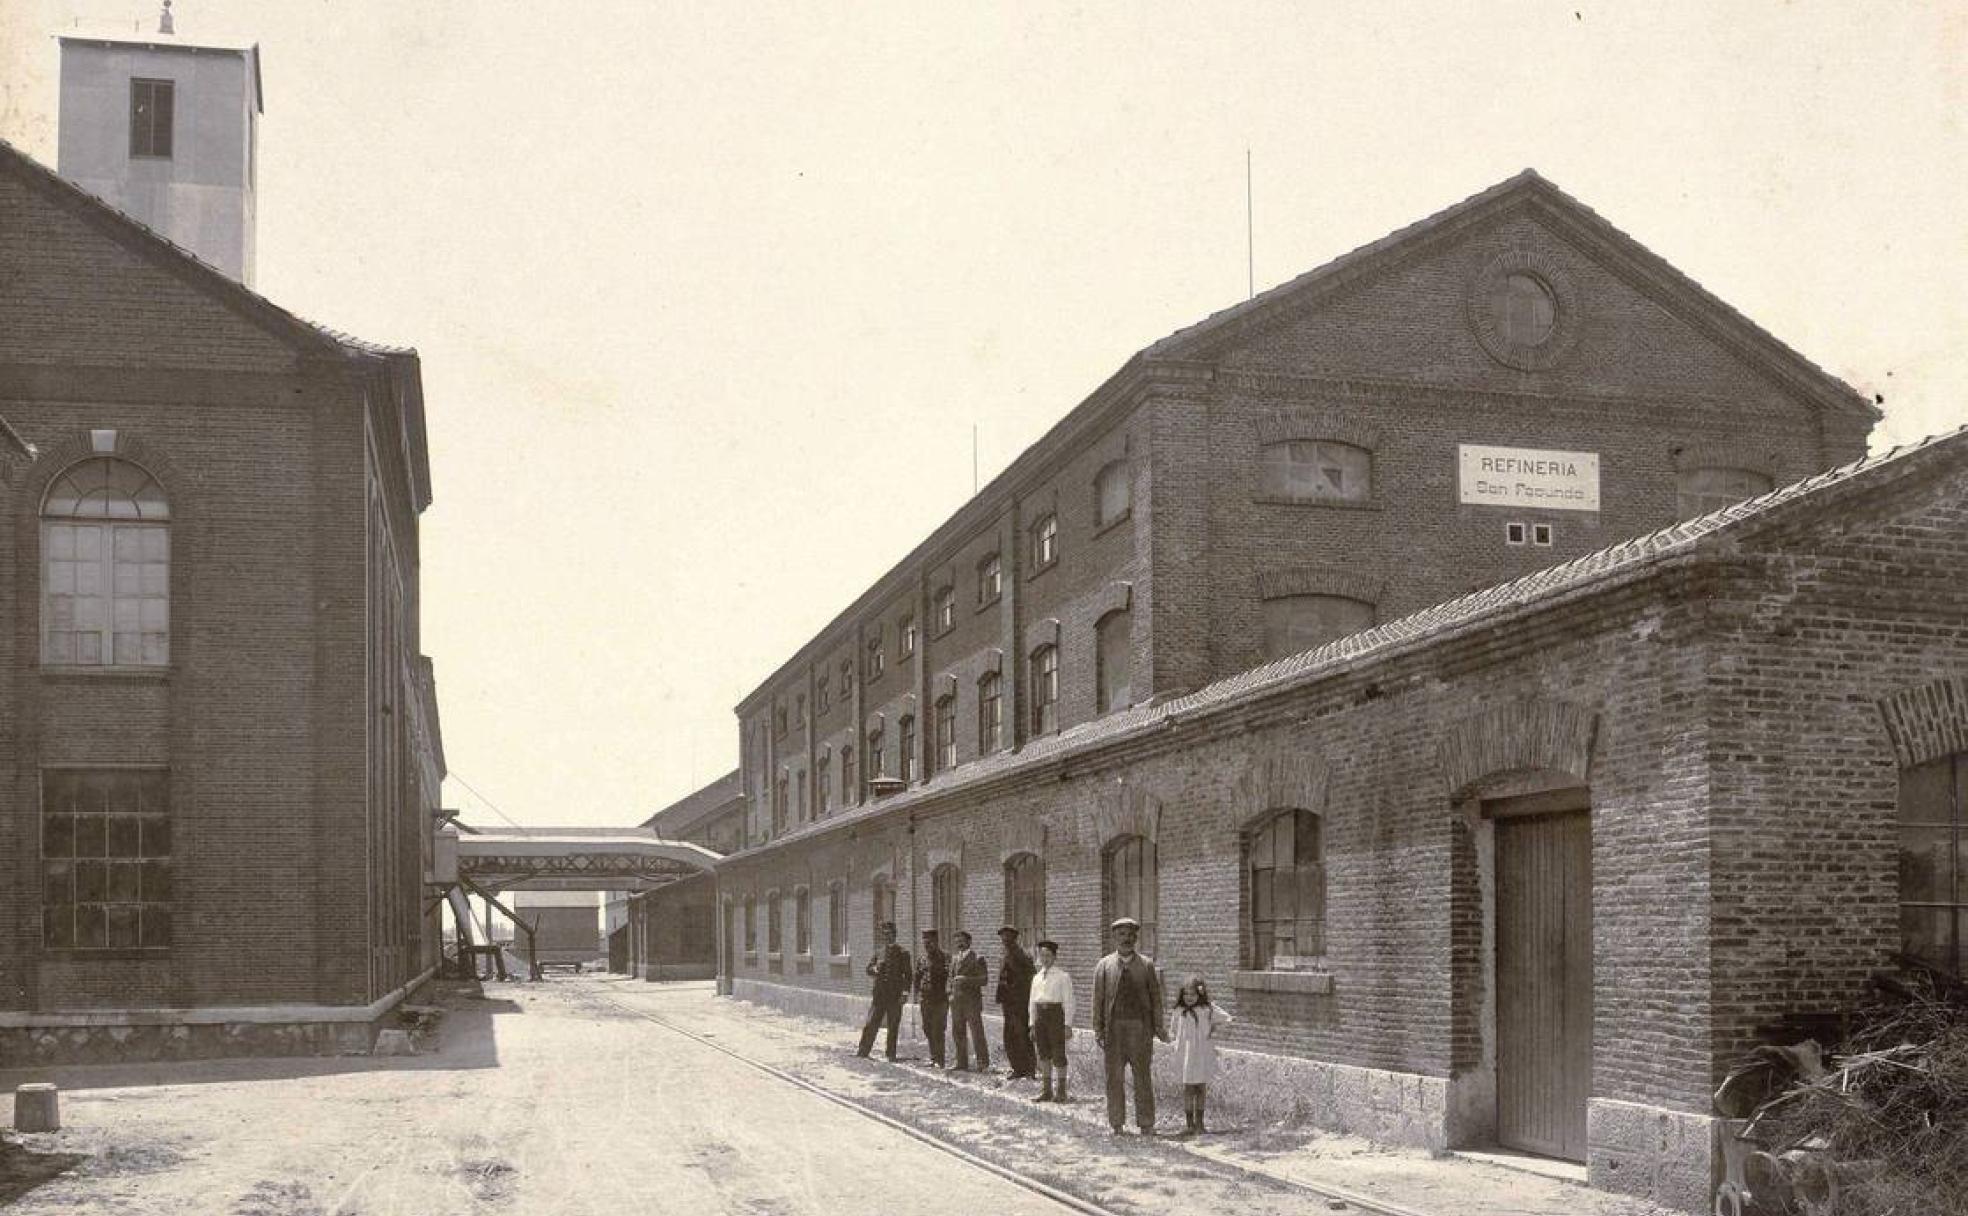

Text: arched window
xmin=867 ymin=726 xmax=885 ymax=781
xmin=1031 ymin=645 xmax=1059 ymax=734
xmin=934 ymin=586 xmax=956 ymax=633
xmin=1248 ymin=810 xmax=1326 ymax=967
xmin=1262 ymin=594 xmax=1375 ymax=660
xmin=841 ymin=744 xmax=856 ymax=804
xmin=977 ymin=553 xmax=1002 ymax=606
xmin=1678 ymin=467 xmax=1773 ymax=520
xmin=794 ymin=887 xmax=811 ymax=955
xmin=866 ymin=633 xmax=885 ymax=679
xmin=978 ymin=672 xmax=1003 ymax=755
xmin=817 ymin=754 xmax=832 ymax=815
xmin=766 ymin=891 xmax=783 ymax=953
xmin=899 ymin=613 xmax=916 ymax=658
xmin=744 ymin=897 xmax=757 ymax=953
xmin=871 ymin=875 xmax=894 ymax=936
xmin=827 ymin=880 xmax=847 ymax=955
xmin=898 ymin=715 xmax=916 ymax=783
xmin=932 ymin=863 xmax=963 ymax=945
xmin=1258 ymin=440 xmax=1371 ymax=503
xmin=42 ymin=456 xmax=170 ymax=666
xmin=1900 ymin=752 xmax=1967 ymax=974
xmin=1005 ymin=853 xmax=1044 ymax=943
xmin=1103 ymin=835 xmax=1158 ymax=957
xmin=935 ymin=694 xmax=957 ymax=773
xmin=1096 ymin=610 xmax=1132 ymax=714
xmin=1032 ymin=513 xmax=1059 ymax=569
xmin=772 ymin=772 xmax=789 ymax=835
xmin=1094 ymin=460 xmax=1131 ymax=528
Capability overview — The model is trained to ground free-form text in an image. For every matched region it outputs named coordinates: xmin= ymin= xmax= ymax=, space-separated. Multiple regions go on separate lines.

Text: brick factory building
xmin=0 ymin=135 xmax=444 ymax=1061
xmin=626 ymin=771 xmax=741 ymax=982
xmin=639 ymin=173 xmax=1968 ymax=1210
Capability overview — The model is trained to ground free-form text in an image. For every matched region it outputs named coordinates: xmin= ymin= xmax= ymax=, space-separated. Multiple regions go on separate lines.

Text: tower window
xmin=130 ymin=79 xmax=175 ymax=160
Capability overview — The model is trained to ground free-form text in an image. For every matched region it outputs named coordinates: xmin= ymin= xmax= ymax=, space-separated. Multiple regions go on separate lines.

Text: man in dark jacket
xmin=995 ymin=924 xmax=1038 ymax=1079
xmin=855 ymin=921 xmax=913 ymax=1061
xmin=914 ymin=928 xmax=950 ymax=1068
xmin=1091 ymin=916 xmax=1168 ymax=1134
xmin=948 ymin=930 xmax=990 ymax=1072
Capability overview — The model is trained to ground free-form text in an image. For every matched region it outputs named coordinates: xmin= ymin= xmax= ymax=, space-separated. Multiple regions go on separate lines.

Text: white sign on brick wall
xmin=1458 ymin=444 xmax=1600 ymax=512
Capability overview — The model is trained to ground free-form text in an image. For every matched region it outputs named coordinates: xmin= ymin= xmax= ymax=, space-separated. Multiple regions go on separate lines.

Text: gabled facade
xmin=734 ymin=171 xmax=1876 ymax=852
xmin=0 ymin=138 xmax=442 ymax=1060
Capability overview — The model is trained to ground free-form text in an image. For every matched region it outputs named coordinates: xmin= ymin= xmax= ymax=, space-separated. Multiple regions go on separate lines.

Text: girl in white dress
xmin=1169 ymin=976 xmax=1231 ymax=1135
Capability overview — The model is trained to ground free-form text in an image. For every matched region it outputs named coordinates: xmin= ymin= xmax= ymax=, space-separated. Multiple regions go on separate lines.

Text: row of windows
xmin=739 ymin=809 xmax=1325 ymax=971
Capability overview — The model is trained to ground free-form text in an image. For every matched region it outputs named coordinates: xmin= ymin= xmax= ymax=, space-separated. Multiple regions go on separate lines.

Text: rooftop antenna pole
xmin=1246 ymin=147 xmax=1254 ymax=300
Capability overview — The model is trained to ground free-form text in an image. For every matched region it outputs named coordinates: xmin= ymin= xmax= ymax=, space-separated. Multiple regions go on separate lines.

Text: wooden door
xmin=1495 ymin=806 xmax=1592 ymax=1161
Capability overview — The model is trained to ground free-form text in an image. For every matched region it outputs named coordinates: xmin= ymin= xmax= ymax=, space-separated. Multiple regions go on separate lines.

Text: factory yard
xmin=0 ymin=977 xmax=1673 ymax=1216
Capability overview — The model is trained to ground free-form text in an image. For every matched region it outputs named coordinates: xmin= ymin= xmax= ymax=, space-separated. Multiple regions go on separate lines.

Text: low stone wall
xmin=729 ymin=978 xmax=1447 ymax=1148
xmin=1588 ymin=1097 xmax=1718 ymax=1214
xmin=641 ymin=963 xmax=716 ymax=982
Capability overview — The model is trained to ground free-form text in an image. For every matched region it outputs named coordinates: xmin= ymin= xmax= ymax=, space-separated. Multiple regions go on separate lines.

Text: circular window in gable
xmin=1470 ymin=251 xmax=1580 ymax=371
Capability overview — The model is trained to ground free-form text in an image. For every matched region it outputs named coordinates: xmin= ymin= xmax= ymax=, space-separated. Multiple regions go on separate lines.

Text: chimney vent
xmin=158 ymin=1 xmax=174 ymax=35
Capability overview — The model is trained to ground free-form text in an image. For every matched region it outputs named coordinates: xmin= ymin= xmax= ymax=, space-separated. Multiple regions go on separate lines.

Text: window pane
xmin=107 ymin=860 xmax=142 ymax=902
xmin=108 ymin=905 xmax=142 ymax=948
xmin=77 ymin=905 xmax=108 ymax=948
xmin=1900 ymin=827 xmax=1955 ymax=903
xmin=1297 ymin=864 xmax=1326 ymax=923
xmin=42 ymin=861 xmax=72 ymax=905
xmin=75 ymin=816 xmax=107 ymax=857
xmin=44 ymin=815 xmax=74 ymax=857
xmin=1296 ymin=812 xmax=1323 ymax=865
xmin=45 ymin=908 xmax=74 ymax=949
xmin=1252 ymin=870 xmax=1273 ymax=920
xmin=141 ymin=907 xmax=172 ymax=949
xmin=142 ymin=859 xmax=173 ymax=902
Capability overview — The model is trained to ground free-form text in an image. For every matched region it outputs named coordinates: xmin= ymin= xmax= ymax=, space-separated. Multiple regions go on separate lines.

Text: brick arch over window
xmin=1256 ymin=566 xmax=1382 ymax=607
xmin=1254 ymin=409 xmax=1384 ymax=453
xmin=1670 ymin=441 xmax=1780 ymax=478
xmin=1233 ymin=749 xmax=1332 ymax=824
xmin=999 ymin=819 xmax=1046 ymax=866
xmin=1877 ymin=674 xmax=1968 ymax=770
xmin=1088 ymin=783 xmax=1163 ymax=851
xmin=1090 ymin=581 xmax=1133 ymax=619
xmin=25 ymin=431 xmax=188 ymax=507
xmin=1438 ymin=698 xmax=1598 ymax=800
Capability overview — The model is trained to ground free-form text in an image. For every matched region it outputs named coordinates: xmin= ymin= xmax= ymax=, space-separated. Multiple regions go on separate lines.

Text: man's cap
xmin=997 ymin=924 xmax=1019 ymax=937
xmin=1110 ymin=917 xmax=1141 ymax=931
xmin=920 ymin=928 xmax=939 ymax=939
xmin=1036 ymin=939 xmax=1060 ymax=953
xmin=879 ymin=921 xmax=897 ymax=934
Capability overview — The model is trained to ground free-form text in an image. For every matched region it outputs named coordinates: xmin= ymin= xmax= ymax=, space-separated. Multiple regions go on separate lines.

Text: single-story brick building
xmin=679 ymin=424 xmax=1968 ymax=1212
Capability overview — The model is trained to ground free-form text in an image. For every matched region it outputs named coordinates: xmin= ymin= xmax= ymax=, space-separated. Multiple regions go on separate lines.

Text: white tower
xmin=56 ymin=2 xmax=262 ymax=285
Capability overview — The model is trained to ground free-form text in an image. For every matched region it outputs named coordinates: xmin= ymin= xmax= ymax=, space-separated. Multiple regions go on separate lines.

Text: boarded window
xmin=129 ymin=78 xmax=174 ymax=158
xmin=1677 ymin=467 xmax=1773 ymax=520
xmin=41 ymin=769 xmax=171 ymax=950
xmin=1258 ymin=440 xmax=1371 ymax=502
xmin=1262 ymin=594 xmax=1374 ymax=660
xmin=1900 ymin=753 xmax=1967 ymax=975
xmin=1095 ymin=460 xmax=1131 ymax=528
xmin=1248 ymin=810 xmax=1326 ymax=966
xmin=1102 ymin=836 xmax=1158 ymax=958
xmin=1005 ymin=853 xmax=1044 ymax=943
xmin=1096 ymin=610 xmax=1132 ymax=714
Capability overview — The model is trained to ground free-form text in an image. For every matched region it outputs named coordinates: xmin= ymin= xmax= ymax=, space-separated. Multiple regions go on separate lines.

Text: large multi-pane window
xmin=1258 ymin=440 xmax=1371 ymax=502
xmin=42 ymin=457 xmax=171 ymax=667
xmin=1248 ymin=810 xmax=1326 ymax=967
xmin=932 ymin=864 xmax=963 ymax=945
xmin=795 ymin=887 xmax=812 ymax=955
xmin=1031 ymin=645 xmax=1059 ymax=734
xmin=828 ymin=880 xmax=847 ymax=955
xmin=1005 ymin=853 xmax=1044 ymax=943
xmin=1678 ymin=467 xmax=1773 ymax=520
xmin=41 ymin=769 xmax=171 ymax=950
xmin=935 ymin=695 xmax=957 ymax=773
xmin=898 ymin=715 xmax=916 ymax=783
xmin=1900 ymin=752 xmax=1968 ymax=975
xmin=978 ymin=672 xmax=1003 ymax=755
xmin=1033 ymin=514 xmax=1059 ymax=569
xmin=129 ymin=78 xmax=174 ymax=159
xmin=1262 ymin=595 xmax=1375 ymax=660
xmin=1095 ymin=460 xmax=1131 ymax=527
xmin=1096 ymin=610 xmax=1133 ymax=714
xmin=1103 ymin=835 xmax=1158 ymax=958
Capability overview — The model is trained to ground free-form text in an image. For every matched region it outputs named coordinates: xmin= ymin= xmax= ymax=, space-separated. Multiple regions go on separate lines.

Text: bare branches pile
xmin=1724 ymin=957 xmax=1968 ymax=1215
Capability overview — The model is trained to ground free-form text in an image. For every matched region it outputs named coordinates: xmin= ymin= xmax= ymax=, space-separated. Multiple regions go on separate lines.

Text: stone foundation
xmin=640 ymin=963 xmax=716 ymax=982
xmin=1588 ymin=1097 xmax=1719 ymax=1213
xmin=729 ymin=977 xmax=1447 ymax=1148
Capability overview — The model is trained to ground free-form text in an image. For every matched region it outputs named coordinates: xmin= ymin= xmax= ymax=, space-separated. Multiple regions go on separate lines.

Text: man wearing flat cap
xmin=1091 ymin=916 xmax=1168 ymax=1134
xmin=914 ymin=928 xmax=950 ymax=1068
xmin=855 ymin=921 xmax=912 ymax=1061
xmin=994 ymin=925 xmax=1038 ymax=1079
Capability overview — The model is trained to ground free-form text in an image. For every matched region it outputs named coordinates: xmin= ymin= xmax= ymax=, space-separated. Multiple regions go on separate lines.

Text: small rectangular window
xmin=130 ymin=79 xmax=174 ymax=159
xmin=1505 ymin=522 xmax=1527 ymax=546
xmin=1531 ymin=523 xmax=1553 ymax=547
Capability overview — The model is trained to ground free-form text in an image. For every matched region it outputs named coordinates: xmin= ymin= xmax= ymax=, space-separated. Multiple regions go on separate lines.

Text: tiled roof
xmin=0 ymin=137 xmax=411 ymax=359
xmin=728 ymin=424 xmax=1968 ymax=863
xmin=643 ymin=770 xmax=745 ymax=836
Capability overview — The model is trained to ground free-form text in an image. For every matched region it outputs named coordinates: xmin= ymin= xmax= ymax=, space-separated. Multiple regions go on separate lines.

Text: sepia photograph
xmin=1 ymin=2 xmax=1966 ymax=1213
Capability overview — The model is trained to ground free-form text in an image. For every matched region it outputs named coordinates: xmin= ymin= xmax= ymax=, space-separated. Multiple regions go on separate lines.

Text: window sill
xmin=1028 ymin=557 xmax=1057 ymax=582
xmin=1232 ymin=969 xmax=1334 ymax=995
xmin=766 ymin=951 xmax=783 ymax=964
xmin=40 ymin=665 xmax=173 ymax=682
xmin=743 ymin=950 xmax=759 ymax=964
xmin=39 ymin=947 xmax=172 ymax=961
xmin=829 ymin=953 xmax=852 ymax=968
xmin=975 ymin=593 xmax=1001 ymax=615
xmin=1093 ymin=510 xmax=1131 ymax=539
xmin=1252 ymin=495 xmax=1380 ymax=512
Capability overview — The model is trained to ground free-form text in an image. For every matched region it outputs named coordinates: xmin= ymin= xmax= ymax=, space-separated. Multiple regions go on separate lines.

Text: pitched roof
xmin=1146 ymin=169 xmax=1876 ymax=421
xmin=731 ymin=423 xmax=1968 ymax=861
xmin=642 ymin=770 xmax=744 ymax=837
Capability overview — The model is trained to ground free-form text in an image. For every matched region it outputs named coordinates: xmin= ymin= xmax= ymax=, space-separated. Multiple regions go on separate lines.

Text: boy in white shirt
xmin=1028 ymin=938 xmax=1076 ymax=1103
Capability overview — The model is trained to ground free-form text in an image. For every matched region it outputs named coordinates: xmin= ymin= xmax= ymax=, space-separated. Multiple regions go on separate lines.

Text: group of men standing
xmin=855 ymin=916 xmax=1170 ymax=1134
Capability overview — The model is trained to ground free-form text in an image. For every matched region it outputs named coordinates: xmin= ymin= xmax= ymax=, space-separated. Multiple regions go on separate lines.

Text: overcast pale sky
xmin=3 ymin=2 xmax=1964 ymax=831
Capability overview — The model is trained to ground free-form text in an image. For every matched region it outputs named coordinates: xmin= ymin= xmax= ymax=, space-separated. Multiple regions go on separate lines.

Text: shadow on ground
xmin=0 ymin=987 xmax=521 ymax=1095
xmin=0 ymin=1136 xmax=85 ymax=1205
